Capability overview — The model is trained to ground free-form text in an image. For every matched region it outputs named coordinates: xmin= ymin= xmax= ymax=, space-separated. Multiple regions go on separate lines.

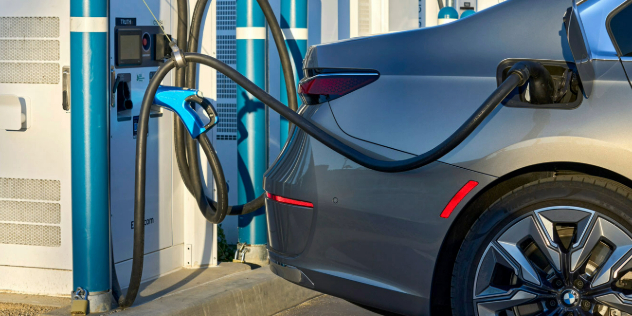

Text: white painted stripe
xmin=70 ymin=17 xmax=108 ymax=32
xmin=437 ymin=18 xmax=457 ymax=25
xmin=281 ymin=28 xmax=308 ymax=40
xmin=236 ymin=27 xmax=266 ymax=40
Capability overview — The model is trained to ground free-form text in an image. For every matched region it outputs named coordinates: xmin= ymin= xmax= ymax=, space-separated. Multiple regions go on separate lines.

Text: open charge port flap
xmin=497 ymin=60 xmax=582 ymax=109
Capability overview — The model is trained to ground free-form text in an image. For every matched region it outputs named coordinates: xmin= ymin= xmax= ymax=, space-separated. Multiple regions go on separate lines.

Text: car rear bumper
xmin=269 ymin=256 xmax=426 ymax=315
xmin=263 ymin=104 xmax=496 ymax=315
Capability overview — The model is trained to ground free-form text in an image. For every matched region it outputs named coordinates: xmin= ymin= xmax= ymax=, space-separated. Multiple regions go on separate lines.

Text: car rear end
xmin=263 ymin=41 xmax=499 ymax=316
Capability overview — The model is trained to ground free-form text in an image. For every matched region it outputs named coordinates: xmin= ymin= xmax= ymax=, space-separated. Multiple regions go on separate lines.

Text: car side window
xmin=610 ymin=2 xmax=632 ymax=57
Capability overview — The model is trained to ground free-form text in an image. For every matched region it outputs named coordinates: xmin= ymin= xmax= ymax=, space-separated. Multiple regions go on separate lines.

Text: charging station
xmin=0 ymin=0 xmax=240 ymax=298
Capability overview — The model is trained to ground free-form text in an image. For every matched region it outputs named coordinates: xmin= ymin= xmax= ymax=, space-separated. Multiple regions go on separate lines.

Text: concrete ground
xmin=6 ymin=264 xmax=392 ymax=316
xmin=0 ymin=303 xmax=58 ymax=316
xmin=0 ymin=293 xmax=68 ymax=316
xmin=43 ymin=262 xmax=320 ymax=316
xmin=275 ymin=295 xmax=399 ymax=316
xmin=44 ymin=262 xmax=251 ymax=315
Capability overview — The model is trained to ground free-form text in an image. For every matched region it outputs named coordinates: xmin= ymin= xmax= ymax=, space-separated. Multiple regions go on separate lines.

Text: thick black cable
xmin=184 ymin=0 xmax=208 ymax=213
xmin=181 ymin=0 xmax=266 ymax=216
xmin=183 ymin=53 xmax=525 ymax=173
xmin=182 ymin=0 xmax=303 ymax=217
xmin=197 ymin=134 xmax=228 ymax=223
xmin=119 ymin=59 xmax=176 ymax=309
xmin=256 ymin=0 xmax=299 ymax=114
xmin=118 ymin=1 xmax=190 ymax=309
xmin=173 ymin=0 xmax=195 ymax=195
xmin=110 ymin=219 xmax=122 ymax=305
xmin=186 ymin=0 xmax=208 ymax=90
xmin=175 ymin=0 xmax=188 ymax=88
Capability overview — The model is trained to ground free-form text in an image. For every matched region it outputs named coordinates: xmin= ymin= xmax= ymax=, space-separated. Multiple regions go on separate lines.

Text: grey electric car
xmin=263 ymin=0 xmax=632 ymax=315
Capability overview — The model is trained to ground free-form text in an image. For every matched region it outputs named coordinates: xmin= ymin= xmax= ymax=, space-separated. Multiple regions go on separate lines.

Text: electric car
xmin=263 ymin=0 xmax=632 ymax=315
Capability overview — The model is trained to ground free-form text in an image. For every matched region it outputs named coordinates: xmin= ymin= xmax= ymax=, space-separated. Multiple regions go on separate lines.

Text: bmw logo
xmin=562 ymin=289 xmax=579 ymax=306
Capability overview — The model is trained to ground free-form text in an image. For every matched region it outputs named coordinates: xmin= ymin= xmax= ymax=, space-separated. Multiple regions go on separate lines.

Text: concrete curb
xmin=112 ymin=267 xmax=319 ymax=316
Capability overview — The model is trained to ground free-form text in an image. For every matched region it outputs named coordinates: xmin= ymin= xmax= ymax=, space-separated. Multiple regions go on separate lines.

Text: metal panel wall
xmin=0 ymin=1 xmax=72 ymax=296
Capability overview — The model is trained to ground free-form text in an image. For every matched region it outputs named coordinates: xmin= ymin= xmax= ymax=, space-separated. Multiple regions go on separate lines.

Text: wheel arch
xmin=430 ymin=161 xmax=632 ymax=315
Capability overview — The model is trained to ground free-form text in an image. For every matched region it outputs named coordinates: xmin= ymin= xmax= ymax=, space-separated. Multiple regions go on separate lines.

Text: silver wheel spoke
xmin=497 ymin=216 xmax=559 ymax=285
xmin=476 ymin=291 xmax=537 ymax=316
xmin=474 ymin=244 xmax=521 ymax=298
xmin=570 ymin=218 xmax=632 ymax=287
xmin=595 ymin=293 xmax=632 ymax=314
xmin=535 ymin=207 xmax=593 ymax=251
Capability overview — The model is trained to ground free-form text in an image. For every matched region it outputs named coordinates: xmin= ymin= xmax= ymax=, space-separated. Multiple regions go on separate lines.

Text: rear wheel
xmin=451 ymin=176 xmax=632 ymax=316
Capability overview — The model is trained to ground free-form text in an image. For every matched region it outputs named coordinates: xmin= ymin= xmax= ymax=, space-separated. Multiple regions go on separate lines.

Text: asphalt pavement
xmin=274 ymin=295 xmax=398 ymax=316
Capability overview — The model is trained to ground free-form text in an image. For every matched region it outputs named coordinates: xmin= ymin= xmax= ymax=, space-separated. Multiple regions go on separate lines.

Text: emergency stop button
xmin=142 ymin=33 xmax=151 ymax=51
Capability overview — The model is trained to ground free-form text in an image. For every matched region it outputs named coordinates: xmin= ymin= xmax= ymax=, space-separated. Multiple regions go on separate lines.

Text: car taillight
xmin=298 ymin=73 xmax=379 ymax=105
xmin=266 ymin=192 xmax=314 ymax=208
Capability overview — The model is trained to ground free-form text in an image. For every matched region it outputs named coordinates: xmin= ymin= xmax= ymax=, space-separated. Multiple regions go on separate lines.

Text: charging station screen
xmin=120 ymin=35 xmax=141 ymax=60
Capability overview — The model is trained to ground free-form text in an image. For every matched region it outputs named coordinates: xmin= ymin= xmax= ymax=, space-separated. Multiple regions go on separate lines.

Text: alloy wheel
xmin=474 ymin=206 xmax=632 ymax=316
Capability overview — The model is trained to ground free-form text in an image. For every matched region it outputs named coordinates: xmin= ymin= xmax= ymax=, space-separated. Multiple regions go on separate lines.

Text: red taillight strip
xmin=298 ymin=73 xmax=379 ymax=105
xmin=440 ymin=181 xmax=479 ymax=218
xmin=299 ymin=74 xmax=378 ymax=95
xmin=266 ymin=192 xmax=314 ymax=208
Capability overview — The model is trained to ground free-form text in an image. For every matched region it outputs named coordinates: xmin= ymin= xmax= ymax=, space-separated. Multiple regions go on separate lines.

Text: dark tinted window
xmin=610 ymin=2 xmax=632 ymax=57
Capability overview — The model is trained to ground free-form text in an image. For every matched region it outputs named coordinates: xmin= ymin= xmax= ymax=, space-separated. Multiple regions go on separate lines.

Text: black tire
xmin=451 ymin=175 xmax=632 ymax=316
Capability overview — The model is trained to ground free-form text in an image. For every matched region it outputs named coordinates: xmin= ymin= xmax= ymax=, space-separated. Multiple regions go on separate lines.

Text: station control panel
xmin=112 ymin=18 xmax=170 ymax=122
xmin=114 ymin=18 xmax=170 ymax=68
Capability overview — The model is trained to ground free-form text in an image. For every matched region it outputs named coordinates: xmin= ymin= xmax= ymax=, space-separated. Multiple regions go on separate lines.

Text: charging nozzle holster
xmin=153 ymin=85 xmax=218 ymax=138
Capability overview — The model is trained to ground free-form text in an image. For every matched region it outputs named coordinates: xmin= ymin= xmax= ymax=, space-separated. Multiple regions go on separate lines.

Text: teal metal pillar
xmin=280 ymin=0 xmax=308 ymax=145
xmin=70 ymin=0 xmax=111 ymax=312
xmin=236 ymin=0 xmax=268 ymax=245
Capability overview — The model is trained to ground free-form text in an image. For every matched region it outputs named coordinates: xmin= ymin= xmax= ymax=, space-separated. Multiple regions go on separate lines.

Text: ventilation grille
xmin=0 ymin=223 xmax=61 ymax=247
xmin=217 ymin=35 xmax=236 ymax=64
xmin=0 ymin=62 xmax=59 ymax=84
xmin=0 ymin=17 xmax=59 ymax=38
xmin=0 ymin=178 xmax=61 ymax=201
xmin=0 ymin=17 xmax=60 ymax=84
xmin=358 ymin=0 xmax=372 ymax=37
xmin=217 ymin=1 xmax=236 ymax=31
xmin=217 ymin=74 xmax=236 ymax=99
xmin=217 ymin=1 xmax=237 ymax=138
xmin=0 ymin=201 xmax=60 ymax=224
xmin=0 ymin=40 xmax=60 ymax=61
xmin=217 ymin=103 xmax=237 ymax=134
xmin=0 ymin=178 xmax=62 ymax=247
xmin=216 ymin=135 xmax=237 ymax=141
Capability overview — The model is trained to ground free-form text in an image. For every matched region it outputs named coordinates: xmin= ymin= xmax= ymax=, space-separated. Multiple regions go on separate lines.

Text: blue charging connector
xmin=153 ymin=85 xmax=219 ymax=138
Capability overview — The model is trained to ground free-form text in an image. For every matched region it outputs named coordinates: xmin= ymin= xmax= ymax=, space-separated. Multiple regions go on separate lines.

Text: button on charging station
xmin=142 ymin=32 xmax=151 ymax=51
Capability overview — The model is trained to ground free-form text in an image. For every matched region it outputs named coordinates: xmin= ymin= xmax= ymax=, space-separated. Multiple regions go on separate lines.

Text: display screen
xmin=120 ymin=35 xmax=141 ymax=60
